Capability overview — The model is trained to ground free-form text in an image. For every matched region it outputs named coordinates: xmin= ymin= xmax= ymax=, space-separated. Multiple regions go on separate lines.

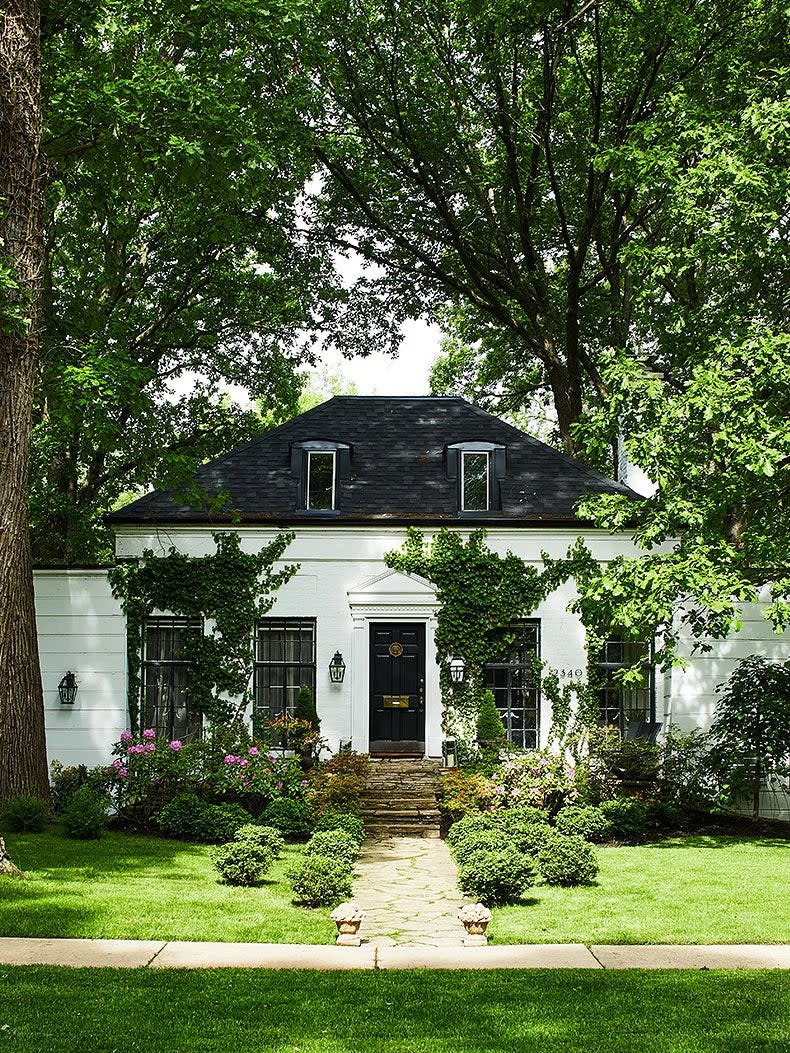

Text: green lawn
xmin=0 ymin=829 xmax=330 ymax=943
xmin=493 ymin=834 xmax=790 ymax=945
xmin=1 ymin=967 xmax=789 ymax=1052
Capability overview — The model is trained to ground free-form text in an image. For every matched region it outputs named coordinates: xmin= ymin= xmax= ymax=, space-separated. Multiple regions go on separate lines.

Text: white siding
xmin=34 ymin=570 xmax=127 ymax=771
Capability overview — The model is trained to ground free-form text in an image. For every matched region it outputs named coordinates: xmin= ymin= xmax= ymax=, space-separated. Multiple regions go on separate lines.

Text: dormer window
xmin=447 ymin=441 xmax=506 ymax=513
xmin=461 ymin=451 xmax=489 ymax=511
xmin=291 ymin=439 xmax=351 ymax=513
xmin=307 ymin=450 xmax=335 ymax=510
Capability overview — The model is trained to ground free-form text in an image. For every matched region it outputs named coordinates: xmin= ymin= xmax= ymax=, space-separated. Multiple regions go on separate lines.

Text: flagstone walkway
xmin=351 ymin=836 xmax=467 ymax=947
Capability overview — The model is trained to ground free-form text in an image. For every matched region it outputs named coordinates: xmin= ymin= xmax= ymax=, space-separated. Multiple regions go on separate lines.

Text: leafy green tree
xmin=300 ymin=0 xmax=775 ymax=454
xmin=571 ymin=71 xmax=790 ymax=655
xmin=707 ymin=656 xmax=790 ymax=818
xmin=34 ymin=0 xmax=342 ymax=562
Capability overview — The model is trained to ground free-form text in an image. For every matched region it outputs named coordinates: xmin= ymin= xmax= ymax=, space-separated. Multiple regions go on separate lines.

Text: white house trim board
xmin=347 ymin=570 xmax=442 ymax=757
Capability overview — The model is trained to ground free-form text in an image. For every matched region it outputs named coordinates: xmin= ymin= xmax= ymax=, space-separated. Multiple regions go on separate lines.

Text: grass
xmin=1 ymin=967 xmax=789 ymax=1052
xmin=493 ymin=834 xmax=790 ymax=945
xmin=0 ymin=829 xmax=330 ymax=943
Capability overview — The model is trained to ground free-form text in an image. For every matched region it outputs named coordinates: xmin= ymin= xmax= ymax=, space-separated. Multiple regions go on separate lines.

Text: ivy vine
xmin=109 ymin=531 xmax=298 ymax=730
xmin=385 ymin=528 xmax=630 ymax=744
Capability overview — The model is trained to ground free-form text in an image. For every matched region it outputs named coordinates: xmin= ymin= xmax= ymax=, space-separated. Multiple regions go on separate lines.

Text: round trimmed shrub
xmin=211 ymin=840 xmax=274 ymax=886
xmin=495 ymin=806 xmax=551 ymax=833
xmin=450 ymin=828 xmax=511 ymax=866
xmin=260 ymin=798 xmax=312 ymax=839
xmin=457 ymin=846 xmax=537 ymax=905
xmin=2 ymin=795 xmax=49 ymax=833
xmin=234 ymin=823 xmax=285 ymax=857
xmin=156 ymin=792 xmax=206 ymax=839
xmin=312 ymin=811 xmax=365 ymax=846
xmin=446 ymin=812 xmax=497 ymax=849
xmin=599 ymin=798 xmax=651 ymax=841
xmin=509 ymin=821 xmax=554 ymax=857
xmin=287 ymin=856 xmax=354 ymax=907
xmin=555 ymin=805 xmax=611 ymax=843
xmin=195 ymin=803 xmax=254 ymax=844
xmin=305 ymin=830 xmax=359 ymax=867
xmin=538 ymin=833 xmax=599 ymax=886
xmin=61 ymin=785 xmax=108 ymax=840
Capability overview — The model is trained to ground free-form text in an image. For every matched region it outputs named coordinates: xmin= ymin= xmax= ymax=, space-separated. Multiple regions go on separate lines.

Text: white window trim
xmin=461 ymin=450 xmax=489 ymax=511
xmin=306 ymin=449 xmax=336 ymax=510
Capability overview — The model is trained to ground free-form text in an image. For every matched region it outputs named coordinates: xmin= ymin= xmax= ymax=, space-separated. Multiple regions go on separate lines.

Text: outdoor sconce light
xmin=329 ymin=651 xmax=346 ymax=684
xmin=448 ymin=655 xmax=466 ymax=684
xmin=58 ymin=671 xmax=78 ymax=705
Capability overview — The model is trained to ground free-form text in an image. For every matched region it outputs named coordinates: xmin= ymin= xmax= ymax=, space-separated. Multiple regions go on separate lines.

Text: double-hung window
xmin=306 ymin=450 xmax=335 ymax=510
xmin=484 ymin=620 xmax=541 ymax=749
xmin=597 ymin=634 xmax=655 ymax=733
xmin=461 ymin=451 xmax=489 ymax=511
xmin=253 ymin=618 xmax=316 ymax=735
xmin=141 ymin=617 xmax=203 ymax=741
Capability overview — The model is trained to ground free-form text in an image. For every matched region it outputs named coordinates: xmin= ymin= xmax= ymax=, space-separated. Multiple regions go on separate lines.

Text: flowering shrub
xmin=492 ymin=752 xmax=581 ymax=814
xmin=266 ymin=715 xmax=325 ymax=765
xmin=101 ymin=729 xmax=307 ymax=826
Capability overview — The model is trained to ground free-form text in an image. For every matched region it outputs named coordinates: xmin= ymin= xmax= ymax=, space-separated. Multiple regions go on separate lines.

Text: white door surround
xmin=347 ymin=570 xmax=442 ymax=757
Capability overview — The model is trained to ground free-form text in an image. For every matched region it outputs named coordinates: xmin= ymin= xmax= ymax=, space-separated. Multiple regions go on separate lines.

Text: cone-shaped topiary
xmin=475 ymin=690 xmax=507 ymax=745
xmin=294 ymin=684 xmax=320 ymax=733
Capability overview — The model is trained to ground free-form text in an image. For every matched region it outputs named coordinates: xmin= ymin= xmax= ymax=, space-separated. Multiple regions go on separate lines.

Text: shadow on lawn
xmin=648 ymin=833 xmax=790 ymax=851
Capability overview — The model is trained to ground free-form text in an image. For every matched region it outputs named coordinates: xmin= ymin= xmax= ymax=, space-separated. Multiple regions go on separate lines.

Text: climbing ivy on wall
xmin=385 ymin=528 xmax=635 ymax=743
xmin=109 ymin=531 xmax=297 ymax=730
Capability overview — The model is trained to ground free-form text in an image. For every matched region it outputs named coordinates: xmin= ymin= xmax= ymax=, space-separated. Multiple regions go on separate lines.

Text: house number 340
xmin=558 ymin=668 xmax=584 ymax=679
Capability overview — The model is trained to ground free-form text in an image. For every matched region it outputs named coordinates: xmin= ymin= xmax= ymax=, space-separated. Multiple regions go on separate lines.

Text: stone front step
xmin=361 ymin=758 xmax=443 ymax=838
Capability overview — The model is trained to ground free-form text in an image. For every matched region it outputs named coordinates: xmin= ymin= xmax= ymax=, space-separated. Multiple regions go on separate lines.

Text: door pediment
xmin=347 ymin=569 xmax=438 ymax=614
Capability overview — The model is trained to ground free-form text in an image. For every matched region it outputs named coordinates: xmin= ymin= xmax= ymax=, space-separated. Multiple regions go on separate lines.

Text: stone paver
xmin=151 ymin=941 xmax=375 ymax=970
xmin=591 ymin=944 xmax=790 ymax=970
xmin=0 ymin=937 xmax=165 ymax=968
xmin=352 ymin=836 xmax=466 ymax=947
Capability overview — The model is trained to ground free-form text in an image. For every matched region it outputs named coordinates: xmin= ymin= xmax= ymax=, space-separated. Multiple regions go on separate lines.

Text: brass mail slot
xmin=382 ymin=695 xmax=411 ymax=709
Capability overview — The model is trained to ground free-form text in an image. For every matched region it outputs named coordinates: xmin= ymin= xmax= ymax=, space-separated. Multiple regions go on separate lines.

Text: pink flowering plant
xmin=492 ymin=752 xmax=582 ymax=813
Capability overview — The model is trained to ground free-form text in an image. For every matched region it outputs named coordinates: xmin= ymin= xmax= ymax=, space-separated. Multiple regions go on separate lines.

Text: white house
xmin=34 ymin=396 xmax=789 ymax=814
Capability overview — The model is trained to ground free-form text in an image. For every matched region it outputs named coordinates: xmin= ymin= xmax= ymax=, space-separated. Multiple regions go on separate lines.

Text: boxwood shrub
xmin=211 ymin=840 xmax=274 ymax=886
xmin=312 ymin=811 xmax=365 ymax=846
xmin=599 ymin=798 xmax=652 ymax=841
xmin=260 ymin=797 xmax=312 ymax=839
xmin=538 ymin=832 xmax=599 ymax=886
xmin=287 ymin=856 xmax=354 ymax=907
xmin=457 ymin=845 xmax=537 ymax=905
xmin=61 ymin=785 xmax=108 ymax=840
xmin=554 ymin=804 xmax=611 ymax=843
xmin=2 ymin=795 xmax=49 ymax=833
xmin=233 ymin=823 xmax=285 ymax=858
xmin=450 ymin=828 xmax=511 ymax=866
xmin=305 ymin=830 xmax=360 ymax=867
xmin=446 ymin=812 xmax=497 ymax=849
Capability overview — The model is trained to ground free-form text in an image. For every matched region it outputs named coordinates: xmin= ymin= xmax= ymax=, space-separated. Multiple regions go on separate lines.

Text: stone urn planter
xmin=458 ymin=903 xmax=492 ymax=946
xmin=331 ymin=901 xmax=365 ymax=946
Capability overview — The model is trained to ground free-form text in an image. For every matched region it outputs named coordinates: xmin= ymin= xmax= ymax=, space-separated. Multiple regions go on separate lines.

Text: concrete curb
xmin=1 ymin=937 xmax=789 ymax=970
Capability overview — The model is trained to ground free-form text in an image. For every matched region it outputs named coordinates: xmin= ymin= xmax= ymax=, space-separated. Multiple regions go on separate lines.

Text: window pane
xmin=597 ymin=634 xmax=653 ymax=730
xmin=253 ymin=619 xmax=316 ymax=737
xmin=308 ymin=452 xmax=334 ymax=509
xmin=462 ymin=453 xmax=488 ymax=510
xmin=141 ymin=618 xmax=201 ymax=742
xmin=483 ymin=620 xmax=540 ymax=749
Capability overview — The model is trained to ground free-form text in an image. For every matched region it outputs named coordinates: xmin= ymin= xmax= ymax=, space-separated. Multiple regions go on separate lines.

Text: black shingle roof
xmin=108 ymin=396 xmax=637 ymax=526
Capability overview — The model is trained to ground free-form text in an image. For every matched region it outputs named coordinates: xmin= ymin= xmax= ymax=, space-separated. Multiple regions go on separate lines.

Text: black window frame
xmin=306 ymin=450 xmax=336 ymax=510
xmin=597 ymin=634 xmax=656 ymax=733
xmin=140 ymin=616 xmax=203 ymax=742
xmin=290 ymin=440 xmax=351 ymax=514
xmin=253 ymin=617 xmax=317 ymax=738
xmin=483 ymin=619 xmax=541 ymax=750
xmin=461 ymin=450 xmax=490 ymax=511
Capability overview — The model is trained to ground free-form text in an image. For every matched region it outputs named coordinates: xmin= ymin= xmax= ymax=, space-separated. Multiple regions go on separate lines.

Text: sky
xmin=313 ymin=318 xmax=442 ymax=396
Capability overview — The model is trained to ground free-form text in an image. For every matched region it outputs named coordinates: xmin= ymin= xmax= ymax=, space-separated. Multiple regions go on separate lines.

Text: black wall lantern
xmin=448 ymin=655 xmax=466 ymax=684
xmin=58 ymin=671 xmax=78 ymax=705
xmin=329 ymin=651 xmax=346 ymax=683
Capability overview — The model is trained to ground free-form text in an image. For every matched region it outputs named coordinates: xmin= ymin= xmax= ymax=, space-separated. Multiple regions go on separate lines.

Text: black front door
xmin=369 ymin=623 xmax=425 ymax=754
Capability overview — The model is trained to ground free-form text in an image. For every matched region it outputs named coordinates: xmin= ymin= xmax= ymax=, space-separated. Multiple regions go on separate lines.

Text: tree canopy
xmin=34 ymin=0 xmax=342 ymax=562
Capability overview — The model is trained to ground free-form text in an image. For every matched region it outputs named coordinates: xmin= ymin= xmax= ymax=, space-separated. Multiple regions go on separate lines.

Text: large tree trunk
xmin=0 ymin=0 xmax=48 ymax=799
